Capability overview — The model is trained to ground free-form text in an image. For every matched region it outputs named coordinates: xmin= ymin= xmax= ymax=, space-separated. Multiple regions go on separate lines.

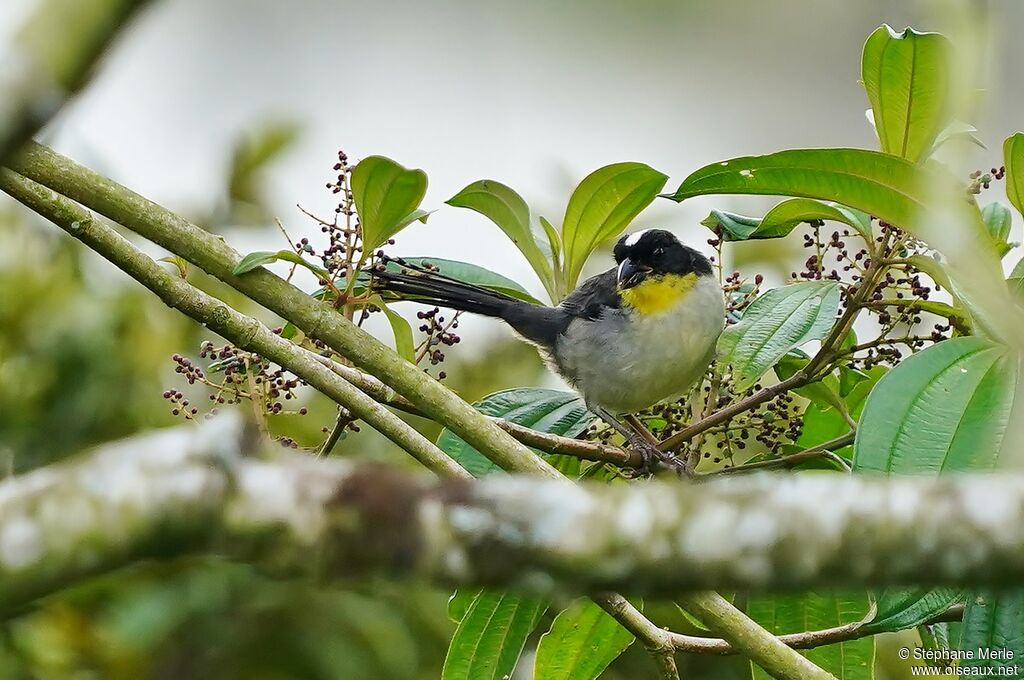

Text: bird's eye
xmin=653 ymin=247 xmax=665 ymax=257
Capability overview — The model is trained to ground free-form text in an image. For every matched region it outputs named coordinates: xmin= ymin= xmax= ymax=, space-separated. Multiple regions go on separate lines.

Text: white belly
xmin=553 ymin=276 xmax=725 ymax=413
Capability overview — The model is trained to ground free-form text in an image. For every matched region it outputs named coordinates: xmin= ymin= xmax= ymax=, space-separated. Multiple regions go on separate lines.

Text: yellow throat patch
xmin=620 ymin=273 xmax=698 ymax=315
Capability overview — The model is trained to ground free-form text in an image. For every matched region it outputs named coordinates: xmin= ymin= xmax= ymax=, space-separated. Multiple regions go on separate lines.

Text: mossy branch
xmin=0 ymin=418 xmax=1012 ymax=610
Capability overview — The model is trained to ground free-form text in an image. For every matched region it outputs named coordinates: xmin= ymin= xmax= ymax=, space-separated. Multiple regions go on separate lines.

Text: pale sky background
xmin=2 ymin=0 xmax=1022 ymax=345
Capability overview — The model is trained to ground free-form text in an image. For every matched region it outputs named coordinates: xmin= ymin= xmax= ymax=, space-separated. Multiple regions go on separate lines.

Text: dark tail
xmin=371 ymin=260 xmax=565 ymax=347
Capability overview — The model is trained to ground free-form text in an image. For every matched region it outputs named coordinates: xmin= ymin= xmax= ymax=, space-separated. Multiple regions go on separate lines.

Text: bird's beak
xmin=617 ymin=258 xmax=650 ymax=289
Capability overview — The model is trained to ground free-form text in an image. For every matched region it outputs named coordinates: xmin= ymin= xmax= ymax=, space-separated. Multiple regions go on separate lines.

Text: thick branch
xmin=7 ymin=421 xmax=1024 ymax=608
xmin=0 ymin=169 xmax=467 ymax=480
xmin=0 ymin=0 xmax=151 ymax=163
xmin=678 ymin=592 xmax=833 ymax=680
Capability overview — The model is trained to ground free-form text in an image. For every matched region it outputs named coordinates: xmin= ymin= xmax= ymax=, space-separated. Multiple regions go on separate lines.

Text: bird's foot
xmin=624 ymin=437 xmax=693 ymax=479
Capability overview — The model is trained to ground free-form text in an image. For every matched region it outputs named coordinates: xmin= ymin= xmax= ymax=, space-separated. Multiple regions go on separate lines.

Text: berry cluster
xmin=414 ymin=307 xmax=461 ymax=377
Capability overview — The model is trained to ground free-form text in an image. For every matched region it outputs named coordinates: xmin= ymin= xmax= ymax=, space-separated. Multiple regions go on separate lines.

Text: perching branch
xmin=2 ymin=144 xmax=832 ymax=680
xmin=0 ymin=0 xmax=152 ymax=163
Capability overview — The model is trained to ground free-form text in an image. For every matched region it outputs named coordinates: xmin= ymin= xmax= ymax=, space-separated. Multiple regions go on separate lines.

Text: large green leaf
xmin=853 ymin=337 xmax=1021 ymax=474
xmin=861 ymin=588 xmax=963 ymax=635
xmin=351 ymin=155 xmax=428 ymax=250
xmin=534 ymin=598 xmax=635 ymax=680
xmin=665 ymin=147 xmax=1024 ymax=342
xmin=746 ymin=592 xmax=874 ymax=680
xmin=717 ymin=281 xmax=841 ymax=391
xmin=862 ymin=25 xmax=952 ymax=162
xmin=1005 ymin=133 xmax=1024 ymax=219
xmin=667 ymin=148 xmax=936 ymax=231
xmin=437 ymin=388 xmax=595 ymax=477
xmin=960 ymin=590 xmax=1024 ymax=678
xmin=442 ymin=591 xmax=547 ymax=680
xmin=382 ymin=256 xmax=543 ymax=305
xmin=560 ymin=162 xmax=667 ymax=289
xmin=702 ymin=199 xmax=871 ymax=242
xmin=446 ymin=180 xmax=555 ymax=300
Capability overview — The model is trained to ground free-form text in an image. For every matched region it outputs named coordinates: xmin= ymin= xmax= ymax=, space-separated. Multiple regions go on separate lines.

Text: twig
xmin=862 ymin=299 xmax=971 ymax=334
xmin=317 ymin=406 xmax=351 ymax=456
xmin=669 ymin=604 xmax=964 ymax=655
xmin=598 ymin=595 xmax=679 ymax=680
xmin=702 ymin=432 xmax=855 ymax=476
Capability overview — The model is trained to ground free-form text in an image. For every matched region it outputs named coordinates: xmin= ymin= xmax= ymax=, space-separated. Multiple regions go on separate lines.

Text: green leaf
xmin=447 ymin=180 xmax=555 ymax=299
xmin=437 ymin=388 xmax=595 ymax=477
xmin=534 ymin=598 xmax=635 ymax=680
xmin=960 ymin=590 xmax=1024 ymax=677
xmin=233 ymin=250 xmax=287 ymax=275
xmin=717 ymin=281 xmax=841 ymax=391
xmin=853 ymin=337 xmax=1021 ymax=474
xmin=366 ymin=295 xmax=415 ymax=363
xmin=667 ymin=148 xmax=942 ymax=232
xmin=861 ymin=588 xmax=963 ymax=634
xmin=442 ymin=591 xmax=547 ymax=680
xmin=158 ymin=255 xmax=189 ymax=278
xmin=1012 ymin=257 xmax=1024 ymax=280
xmin=700 ymin=210 xmax=762 ymax=241
xmin=931 ymin=120 xmax=986 ymax=153
xmin=982 ymin=202 xmax=1014 ymax=257
xmin=1005 ymin=133 xmax=1024 ymax=218
xmin=232 ymin=249 xmax=328 ymax=277
xmin=351 ymin=155 xmax=428 ymax=250
xmin=448 ymin=589 xmax=480 ymax=623
xmin=539 ymin=216 xmax=562 ymax=269
xmin=761 ymin=199 xmax=873 ymax=239
xmin=702 ymin=200 xmax=871 ymax=242
xmin=746 ymin=592 xmax=874 ymax=680
xmin=862 ymin=25 xmax=953 ymax=162
xmin=561 ymin=162 xmax=667 ymax=289
xmin=389 ymin=257 xmax=543 ymax=305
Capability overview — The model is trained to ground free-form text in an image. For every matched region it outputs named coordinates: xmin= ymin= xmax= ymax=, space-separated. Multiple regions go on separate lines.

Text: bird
xmin=372 ymin=228 xmax=726 ymax=471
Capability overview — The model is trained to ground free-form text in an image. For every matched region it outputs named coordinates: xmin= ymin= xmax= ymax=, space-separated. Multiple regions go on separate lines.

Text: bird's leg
xmin=590 ymin=405 xmax=686 ymax=477
xmin=623 ymin=414 xmax=660 ymax=447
